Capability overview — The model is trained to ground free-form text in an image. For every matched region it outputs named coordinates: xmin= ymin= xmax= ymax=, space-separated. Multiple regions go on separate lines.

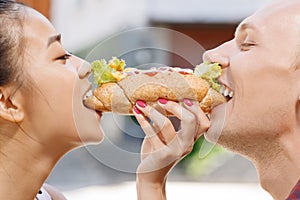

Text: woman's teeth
xmin=220 ymin=85 xmax=234 ymax=98
xmin=83 ymin=90 xmax=93 ymax=101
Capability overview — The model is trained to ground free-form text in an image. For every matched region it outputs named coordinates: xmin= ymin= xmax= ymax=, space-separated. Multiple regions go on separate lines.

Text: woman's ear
xmin=0 ymin=86 xmax=24 ymax=123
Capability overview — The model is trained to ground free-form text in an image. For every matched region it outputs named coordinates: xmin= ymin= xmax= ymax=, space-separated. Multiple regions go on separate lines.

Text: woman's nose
xmin=78 ymin=60 xmax=92 ymax=79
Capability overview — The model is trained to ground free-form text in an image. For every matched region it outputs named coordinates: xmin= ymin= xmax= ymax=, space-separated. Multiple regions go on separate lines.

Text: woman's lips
xmin=82 ymin=87 xmax=103 ymax=120
xmin=83 ymin=89 xmax=93 ymax=101
xmin=83 ymin=96 xmax=103 ymax=120
xmin=96 ymin=111 xmax=102 ymax=119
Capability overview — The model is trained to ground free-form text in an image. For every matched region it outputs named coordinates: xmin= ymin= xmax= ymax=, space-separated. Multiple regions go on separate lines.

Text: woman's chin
xmin=73 ymin=105 xmax=105 ymax=144
xmin=79 ymin=128 xmax=104 ymax=145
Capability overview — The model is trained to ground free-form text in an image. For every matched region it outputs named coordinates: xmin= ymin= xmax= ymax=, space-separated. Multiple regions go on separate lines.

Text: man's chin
xmin=204 ymin=116 xmax=227 ymax=145
xmin=207 ymin=102 xmax=228 ymax=142
xmin=204 ymin=129 xmax=221 ymax=144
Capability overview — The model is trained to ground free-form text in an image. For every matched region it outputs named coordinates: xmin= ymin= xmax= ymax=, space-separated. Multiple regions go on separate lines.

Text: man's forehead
xmin=238 ymin=0 xmax=300 ymax=30
xmin=256 ymin=0 xmax=300 ymax=18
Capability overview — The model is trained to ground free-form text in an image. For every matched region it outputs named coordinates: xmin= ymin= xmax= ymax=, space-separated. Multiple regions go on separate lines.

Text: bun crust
xmin=84 ymin=71 xmax=226 ymax=114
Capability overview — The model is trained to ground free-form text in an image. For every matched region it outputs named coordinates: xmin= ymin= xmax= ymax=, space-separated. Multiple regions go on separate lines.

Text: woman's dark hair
xmin=0 ymin=0 xmax=26 ymax=87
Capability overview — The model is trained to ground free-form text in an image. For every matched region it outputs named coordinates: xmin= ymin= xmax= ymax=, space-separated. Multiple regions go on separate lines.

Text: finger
xmin=136 ymin=101 xmax=176 ymax=143
xmin=157 ymin=99 xmax=196 ymax=143
xmin=133 ymin=106 xmax=165 ymax=149
xmin=182 ymin=99 xmax=210 ymax=139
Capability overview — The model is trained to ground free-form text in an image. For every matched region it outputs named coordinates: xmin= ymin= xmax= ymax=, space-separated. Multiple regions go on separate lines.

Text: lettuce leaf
xmin=194 ymin=62 xmax=222 ymax=92
xmin=109 ymin=57 xmax=126 ymax=71
xmin=92 ymin=57 xmax=126 ymax=86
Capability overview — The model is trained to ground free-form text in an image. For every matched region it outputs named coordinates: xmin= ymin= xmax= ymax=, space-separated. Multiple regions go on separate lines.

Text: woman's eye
xmin=57 ymin=53 xmax=72 ymax=60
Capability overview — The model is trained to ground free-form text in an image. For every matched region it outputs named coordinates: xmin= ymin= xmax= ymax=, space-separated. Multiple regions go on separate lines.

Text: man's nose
xmin=202 ymin=41 xmax=233 ymax=68
xmin=202 ymin=50 xmax=229 ymax=68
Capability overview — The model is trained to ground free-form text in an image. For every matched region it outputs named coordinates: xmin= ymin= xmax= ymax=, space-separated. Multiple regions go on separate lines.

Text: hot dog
xmin=84 ymin=57 xmax=227 ymax=115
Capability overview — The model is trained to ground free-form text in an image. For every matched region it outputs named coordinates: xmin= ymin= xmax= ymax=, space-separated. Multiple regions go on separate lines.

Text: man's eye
xmin=57 ymin=53 xmax=72 ymax=60
xmin=240 ymin=42 xmax=256 ymax=51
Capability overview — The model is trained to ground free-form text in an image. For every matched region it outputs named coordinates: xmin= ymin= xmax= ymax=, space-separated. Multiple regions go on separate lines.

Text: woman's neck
xmin=0 ymin=131 xmax=66 ymax=200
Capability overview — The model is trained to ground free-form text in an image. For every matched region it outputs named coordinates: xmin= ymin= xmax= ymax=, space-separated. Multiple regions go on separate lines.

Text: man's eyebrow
xmin=47 ymin=34 xmax=61 ymax=48
xmin=234 ymin=22 xmax=257 ymax=37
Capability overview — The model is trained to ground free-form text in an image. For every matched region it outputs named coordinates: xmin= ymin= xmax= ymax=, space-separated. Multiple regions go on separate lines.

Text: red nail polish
xmin=184 ymin=99 xmax=193 ymax=107
xmin=133 ymin=106 xmax=142 ymax=114
xmin=158 ymin=98 xmax=168 ymax=104
xmin=136 ymin=100 xmax=147 ymax=108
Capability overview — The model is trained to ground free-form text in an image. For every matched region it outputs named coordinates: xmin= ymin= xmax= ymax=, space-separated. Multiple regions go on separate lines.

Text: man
xmin=135 ymin=0 xmax=300 ymax=199
xmin=203 ymin=0 xmax=300 ymax=199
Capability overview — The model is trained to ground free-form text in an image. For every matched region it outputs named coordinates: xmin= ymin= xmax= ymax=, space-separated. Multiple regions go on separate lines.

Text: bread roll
xmin=84 ymin=70 xmax=226 ymax=115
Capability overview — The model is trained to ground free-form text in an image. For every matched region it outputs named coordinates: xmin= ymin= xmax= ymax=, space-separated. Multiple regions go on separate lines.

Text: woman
xmin=0 ymin=1 xmax=203 ymax=199
xmin=0 ymin=1 xmax=104 ymax=199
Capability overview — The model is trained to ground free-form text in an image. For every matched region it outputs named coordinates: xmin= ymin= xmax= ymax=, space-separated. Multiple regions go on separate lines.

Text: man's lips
xmin=218 ymin=73 xmax=234 ymax=100
xmin=218 ymin=68 xmax=234 ymax=100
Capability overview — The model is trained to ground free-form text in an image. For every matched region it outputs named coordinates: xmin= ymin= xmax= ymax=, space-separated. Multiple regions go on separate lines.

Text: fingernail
xmin=136 ymin=100 xmax=147 ymax=108
xmin=184 ymin=99 xmax=194 ymax=107
xmin=133 ymin=106 xmax=142 ymax=114
xmin=158 ymin=98 xmax=168 ymax=104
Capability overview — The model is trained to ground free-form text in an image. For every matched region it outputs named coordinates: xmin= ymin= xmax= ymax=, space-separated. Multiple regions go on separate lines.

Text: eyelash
xmin=240 ymin=42 xmax=256 ymax=51
xmin=57 ymin=53 xmax=72 ymax=60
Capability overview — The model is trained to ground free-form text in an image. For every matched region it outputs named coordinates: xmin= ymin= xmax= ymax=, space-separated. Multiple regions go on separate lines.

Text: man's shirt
xmin=287 ymin=180 xmax=300 ymax=200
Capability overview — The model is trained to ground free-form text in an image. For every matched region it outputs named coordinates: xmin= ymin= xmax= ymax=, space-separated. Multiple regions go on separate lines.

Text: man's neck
xmin=256 ymin=158 xmax=299 ymax=199
xmin=254 ymin=132 xmax=300 ymax=200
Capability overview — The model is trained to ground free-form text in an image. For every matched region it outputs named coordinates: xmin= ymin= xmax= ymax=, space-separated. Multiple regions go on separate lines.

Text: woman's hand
xmin=133 ymin=98 xmax=210 ymax=200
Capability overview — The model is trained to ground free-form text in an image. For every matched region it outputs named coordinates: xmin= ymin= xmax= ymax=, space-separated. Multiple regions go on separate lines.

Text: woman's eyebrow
xmin=47 ymin=34 xmax=61 ymax=48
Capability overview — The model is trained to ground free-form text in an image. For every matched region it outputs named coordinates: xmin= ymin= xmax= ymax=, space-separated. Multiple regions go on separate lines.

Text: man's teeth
xmin=220 ymin=85 xmax=234 ymax=98
xmin=224 ymin=88 xmax=229 ymax=97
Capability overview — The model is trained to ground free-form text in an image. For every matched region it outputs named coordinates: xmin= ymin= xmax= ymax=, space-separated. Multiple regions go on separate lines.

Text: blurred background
xmin=18 ymin=0 xmax=273 ymax=199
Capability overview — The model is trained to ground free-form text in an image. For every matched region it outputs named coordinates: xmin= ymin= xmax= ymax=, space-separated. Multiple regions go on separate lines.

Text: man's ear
xmin=0 ymin=86 xmax=24 ymax=123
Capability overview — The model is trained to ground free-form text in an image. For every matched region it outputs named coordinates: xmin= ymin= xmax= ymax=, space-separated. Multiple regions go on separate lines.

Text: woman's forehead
xmin=23 ymin=7 xmax=57 ymax=48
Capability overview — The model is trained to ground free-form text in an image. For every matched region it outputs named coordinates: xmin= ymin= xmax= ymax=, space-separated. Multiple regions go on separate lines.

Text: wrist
xmin=137 ymin=170 xmax=167 ymax=184
xmin=136 ymin=175 xmax=166 ymax=200
xmin=137 ymin=174 xmax=166 ymax=188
